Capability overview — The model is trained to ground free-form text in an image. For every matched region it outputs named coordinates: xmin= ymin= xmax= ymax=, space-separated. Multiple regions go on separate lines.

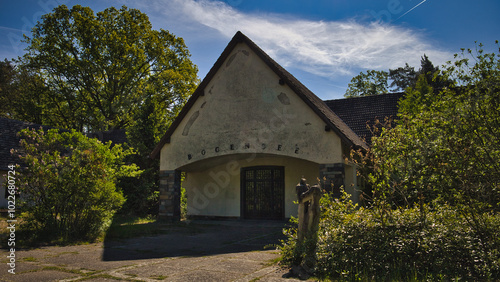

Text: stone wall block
xmin=158 ymin=170 xmax=181 ymax=221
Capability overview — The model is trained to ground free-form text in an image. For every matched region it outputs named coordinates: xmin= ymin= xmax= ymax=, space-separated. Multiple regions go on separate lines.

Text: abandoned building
xmin=151 ymin=31 xmax=402 ymax=221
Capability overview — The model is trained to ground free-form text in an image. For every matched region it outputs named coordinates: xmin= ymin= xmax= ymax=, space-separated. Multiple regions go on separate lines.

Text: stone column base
xmin=159 ymin=170 xmax=181 ymax=221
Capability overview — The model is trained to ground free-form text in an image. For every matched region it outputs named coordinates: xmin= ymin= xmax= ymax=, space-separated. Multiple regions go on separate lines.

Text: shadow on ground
xmin=102 ymin=219 xmax=287 ymax=261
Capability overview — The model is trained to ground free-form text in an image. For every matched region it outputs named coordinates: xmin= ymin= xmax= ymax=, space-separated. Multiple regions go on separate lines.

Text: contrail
xmin=396 ymin=0 xmax=427 ymax=21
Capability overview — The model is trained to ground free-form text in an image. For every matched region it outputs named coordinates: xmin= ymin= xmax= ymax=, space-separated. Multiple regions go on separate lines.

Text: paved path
xmin=0 ymin=220 xmax=303 ymax=281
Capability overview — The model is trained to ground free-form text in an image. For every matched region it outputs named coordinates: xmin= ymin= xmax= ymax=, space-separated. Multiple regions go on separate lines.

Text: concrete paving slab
xmin=0 ymin=220 xmax=306 ymax=281
xmin=199 ymin=257 xmax=263 ymax=274
xmin=163 ymin=268 xmax=243 ymax=282
xmin=2 ymin=269 xmax=79 ymax=282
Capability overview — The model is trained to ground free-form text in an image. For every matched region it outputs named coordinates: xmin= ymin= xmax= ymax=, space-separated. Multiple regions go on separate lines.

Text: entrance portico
xmin=152 ymin=31 xmax=366 ymax=220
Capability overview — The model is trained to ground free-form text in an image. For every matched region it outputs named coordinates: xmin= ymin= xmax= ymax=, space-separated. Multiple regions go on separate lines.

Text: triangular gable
xmin=151 ymin=31 xmax=367 ymax=159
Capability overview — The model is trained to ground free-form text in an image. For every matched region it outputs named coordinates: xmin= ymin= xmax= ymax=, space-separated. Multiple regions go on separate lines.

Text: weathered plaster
xmin=160 ymin=42 xmax=344 ymax=172
xmin=183 ymin=155 xmax=319 ymax=218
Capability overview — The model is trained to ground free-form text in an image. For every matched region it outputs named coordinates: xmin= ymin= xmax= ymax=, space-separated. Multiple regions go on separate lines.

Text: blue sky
xmin=0 ymin=0 xmax=498 ymax=100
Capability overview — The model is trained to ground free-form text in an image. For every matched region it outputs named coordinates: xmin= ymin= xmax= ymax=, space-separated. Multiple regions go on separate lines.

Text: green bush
xmin=118 ymin=167 xmax=160 ymax=216
xmin=15 ymin=128 xmax=140 ymax=244
xmin=280 ymin=191 xmax=500 ymax=280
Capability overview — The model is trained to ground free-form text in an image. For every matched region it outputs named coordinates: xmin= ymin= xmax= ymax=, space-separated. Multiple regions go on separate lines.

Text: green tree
xmin=418 ymin=54 xmax=452 ymax=89
xmin=13 ymin=4 xmax=199 ymax=216
xmin=353 ymin=42 xmax=500 ymax=247
xmin=347 ymin=55 xmax=450 ymax=97
xmin=4 ymin=66 xmax=52 ymax=124
xmin=281 ymin=43 xmax=500 ymax=280
xmin=17 ymin=5 xmax=198 ymax=132
xmin=120 ymin=96 xmax=164 ymax=215
xmin=0 ymin=60 xmax=16 ymax=117
xmin=15 ymin=128 xmax=140 ymax=243
xmin=388 ymin=63 xmax=417 ymax=91
xmin=344 ymin=69 xmax=389 ymax=97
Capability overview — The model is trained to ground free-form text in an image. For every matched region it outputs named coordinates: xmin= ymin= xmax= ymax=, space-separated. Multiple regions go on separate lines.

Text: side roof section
xmin=0 ymin=117 xmax=54 ymax=169
xmin=151 ymin=31 xmax=367 ymax=159
xmin=324 ymin=92 xmax=404 ymax=143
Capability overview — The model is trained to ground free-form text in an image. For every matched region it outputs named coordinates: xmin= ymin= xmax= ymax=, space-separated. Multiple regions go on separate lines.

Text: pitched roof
xmin=324 ymin=92 xmax=404 ymax=143
xmin=0 ymin=117 xmax=54 ymax=170
xmin=150 ymin=31 xmax=367 ymax=159
xmin=1 ymin=118 xmax=128 ymax=170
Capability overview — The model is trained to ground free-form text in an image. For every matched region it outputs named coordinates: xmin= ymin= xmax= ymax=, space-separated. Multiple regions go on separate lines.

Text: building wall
xmin=160 ymin=42 xmax=344 ymax=172
xmin=344 ymin=164 xmax=360 ymax=202
xmin=158 ymin=41 xmax=357 ymax=219
xmin=183 ymin=155 xmax=319 ymax=218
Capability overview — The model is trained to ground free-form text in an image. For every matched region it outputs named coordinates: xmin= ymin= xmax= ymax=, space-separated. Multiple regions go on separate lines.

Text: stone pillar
xmin=159 ymin=170 xmax=181 ymax=221
xmin=319 ymin=163 xmax=345 ymax=197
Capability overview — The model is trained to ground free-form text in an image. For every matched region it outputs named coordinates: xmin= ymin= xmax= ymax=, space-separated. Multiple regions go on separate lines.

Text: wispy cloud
xmin=133 ymin=0 xmax=451 ymax=78
xmin=0 ymin=26 xmax=24 ymax=33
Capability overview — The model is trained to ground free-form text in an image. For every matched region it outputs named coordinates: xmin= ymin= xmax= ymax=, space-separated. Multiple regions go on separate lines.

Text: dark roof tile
xmin=0 ymin=118 xmax=54 ymax=170
xmin=324 ymin=92 xmax=404 ymax=143
xmin=1 ymin=118 xmax=128 ymax=170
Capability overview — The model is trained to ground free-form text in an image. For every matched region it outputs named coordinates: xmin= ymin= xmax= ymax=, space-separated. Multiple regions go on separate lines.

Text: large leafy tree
xmin=354 ymin=42 xmax=500 ymax=225
xmin=17 ymin=5 xmax=198 ymax=132
xmin=1 ymin=63 xmax=51 ymax=123
xmin=338 ymin=44 xmax=500 ymax=279
xmin=388 ymin=63 xmax=417 ymax=91
xmin=11 ymin=5 xmax=199 ymax=216
xmin=344 ymin=69 xmax=389 ymax=98
xmin=0 ymin=60 xmax=16 ymax=117
xmin=345 ymin=54 xmax=449 ymax=97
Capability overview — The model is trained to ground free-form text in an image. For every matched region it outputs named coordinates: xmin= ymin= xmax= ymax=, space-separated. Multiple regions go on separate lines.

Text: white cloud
xmin=123 ymin=0 xmax=452 ymax=87
xmin=144 ymin=0 xmax=452 ymax=79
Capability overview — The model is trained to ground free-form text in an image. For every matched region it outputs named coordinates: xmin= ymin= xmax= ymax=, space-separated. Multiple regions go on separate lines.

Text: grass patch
xmin=263 ymin=244 xmax=279 ymax=250
xmin=104 ymin=215 xmax=166 ymax=240
xmin=262 ymin=256 xmax=282 ymax=267
xmin=38 ymin=266 xmax=87 ymax=275
xmin=50 ymin=251 xmax=80 ymax=257
xmin=104 ymin=215 xmax=205 ymax=240
xmin=21 ymin=256 xmax=38 ymax=262
xmin=151 ymin=274 xmax=168 ymax=280
xmin=75 ymin=273 xmax=142 ymax=281
xmin=1 ymin=213 xmax=179 ymax=247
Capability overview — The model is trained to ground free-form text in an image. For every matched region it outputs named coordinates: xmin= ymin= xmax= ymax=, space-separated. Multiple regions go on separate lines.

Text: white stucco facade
xmin=154 ymin=33 xmax=360 ymax=220
xmin=182 ymin=155 xmax=320 ymax=218
xmin=160 ymin=42 xmax=344 ymax=172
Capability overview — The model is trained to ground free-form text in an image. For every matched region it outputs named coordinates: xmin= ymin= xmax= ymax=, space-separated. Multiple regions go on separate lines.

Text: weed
xmin=75 ymin=273 xmax=142 ymax=281
xmin=151 ymin=274 xmax=168 ymax=280
xmin=21 ymin=256 xmax=37 ymax=262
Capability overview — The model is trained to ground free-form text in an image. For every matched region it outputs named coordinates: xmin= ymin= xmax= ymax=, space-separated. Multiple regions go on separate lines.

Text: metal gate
xmin=241 ymin=166 xmax=284 ymax=220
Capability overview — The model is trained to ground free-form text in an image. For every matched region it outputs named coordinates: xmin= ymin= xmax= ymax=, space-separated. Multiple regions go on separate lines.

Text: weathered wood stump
xmin=294 ymin=178 xmax=322 ymax=277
